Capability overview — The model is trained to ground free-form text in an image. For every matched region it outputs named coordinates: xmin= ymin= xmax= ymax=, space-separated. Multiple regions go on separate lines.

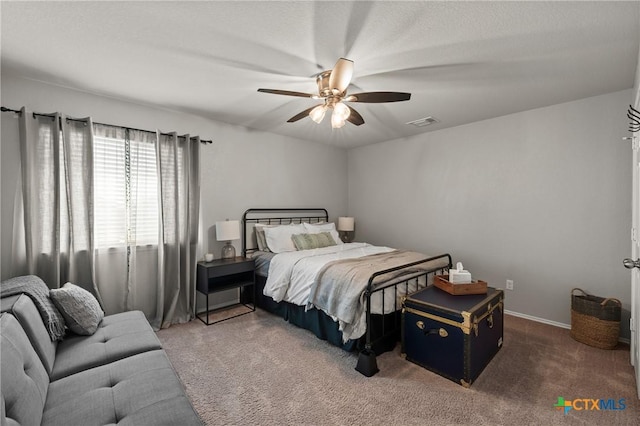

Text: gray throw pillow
xmin=255 ymin=227 xmax=271 ymax=252
xmin=49 ymin=283 xmax=104 ymax=335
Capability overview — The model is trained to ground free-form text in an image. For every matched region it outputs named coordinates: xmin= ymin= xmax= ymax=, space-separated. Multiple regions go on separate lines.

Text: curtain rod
xmin=1 ymin=106 xmax=212 ymax=144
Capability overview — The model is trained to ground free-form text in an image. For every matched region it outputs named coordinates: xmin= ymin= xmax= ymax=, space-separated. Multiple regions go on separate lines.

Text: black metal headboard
xmin=242 ymin=208 xmax=329 ymax=257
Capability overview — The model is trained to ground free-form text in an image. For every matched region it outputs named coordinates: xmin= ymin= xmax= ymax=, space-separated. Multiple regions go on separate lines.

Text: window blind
xmin=93 ymin=128 xmax=159 ymax=249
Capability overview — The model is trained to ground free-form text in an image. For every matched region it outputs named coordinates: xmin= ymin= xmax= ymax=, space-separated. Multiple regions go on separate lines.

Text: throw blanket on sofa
xmin=1 ymin=275 xmax=66 ymax=341
xmin=307 ymin=250 xmax=449 ymax=342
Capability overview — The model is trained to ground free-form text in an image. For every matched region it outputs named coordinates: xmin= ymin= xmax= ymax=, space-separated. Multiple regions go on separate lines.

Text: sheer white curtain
xmin=93 ymin=126 xmax=200 ymax=328
xmin=14 ymin=110 xmax=200 ymax=328
xmin=93 ymin=125 xmax=160 ymax=317
xmin=17 ymin=108 xmax=100 ymax=300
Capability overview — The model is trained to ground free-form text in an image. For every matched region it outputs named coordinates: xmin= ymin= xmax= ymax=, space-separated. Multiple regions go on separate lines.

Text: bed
xmin=241 ymin=208 xmax=452 ymax=376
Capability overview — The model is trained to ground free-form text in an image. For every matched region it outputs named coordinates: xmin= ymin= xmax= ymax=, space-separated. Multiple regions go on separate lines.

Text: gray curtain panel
xmin=19 ymin=108 xmax=61 ymax=287
xmin=154 ymin=132 xmax=200 ymax=329
xmin=18 ymin=109 xmax=100 ymax=302
xmin=62 ymin=117 xmax=98 ymax=299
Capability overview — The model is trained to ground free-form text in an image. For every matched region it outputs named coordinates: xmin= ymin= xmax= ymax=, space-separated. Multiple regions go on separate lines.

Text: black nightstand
xmin=196 ymin=257 xmax=256 ymax=325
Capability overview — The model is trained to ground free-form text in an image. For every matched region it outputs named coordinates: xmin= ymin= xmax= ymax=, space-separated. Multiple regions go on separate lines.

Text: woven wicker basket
xmin=570 ymin=288 xmax=621 ymax=349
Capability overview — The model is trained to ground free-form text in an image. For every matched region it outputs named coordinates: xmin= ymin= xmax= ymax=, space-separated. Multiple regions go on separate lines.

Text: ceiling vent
xmin=406 ymin=116 xmax=439 ymax=127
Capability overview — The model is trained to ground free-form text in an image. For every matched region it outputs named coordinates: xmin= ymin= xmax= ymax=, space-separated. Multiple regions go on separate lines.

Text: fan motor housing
xmin=316 ymin=71 xmax=334 ymax=97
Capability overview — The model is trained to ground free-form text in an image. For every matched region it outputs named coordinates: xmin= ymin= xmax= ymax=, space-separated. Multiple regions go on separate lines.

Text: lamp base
xmin=221 ymin=242 xmax=236 ymax=260
xmin=340 ymin=231 xmax=353 ymax=243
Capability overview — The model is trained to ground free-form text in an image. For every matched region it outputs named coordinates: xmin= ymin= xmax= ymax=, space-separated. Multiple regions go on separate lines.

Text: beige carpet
xmin=157 ymin=309 xmax=639 ymax=425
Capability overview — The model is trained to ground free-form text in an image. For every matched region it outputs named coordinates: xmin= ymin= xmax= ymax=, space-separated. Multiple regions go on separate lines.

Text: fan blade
xmin=346 ymin=106 xmax=364 ymax=126
xmin=329 ymin=58 xmax=354 ymax=93
xmin=287 ymin=105 xmax=322 ymax=123
xmin=258 ymin=88 xmax=315 ymax=98
xmin=346 ymin=91 xmax=411 ymax=103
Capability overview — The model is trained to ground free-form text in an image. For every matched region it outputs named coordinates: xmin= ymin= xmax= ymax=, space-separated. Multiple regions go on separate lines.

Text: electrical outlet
xmin=506 ymin=279 xmax=514 ymax=290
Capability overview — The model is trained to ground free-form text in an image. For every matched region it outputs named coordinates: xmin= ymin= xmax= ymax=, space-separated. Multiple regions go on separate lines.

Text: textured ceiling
xmin=2 ymin=1 xmax=639 ymax=148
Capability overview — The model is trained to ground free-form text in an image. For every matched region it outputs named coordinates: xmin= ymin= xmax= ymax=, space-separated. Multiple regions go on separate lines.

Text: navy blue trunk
xmin=402 ymin=286 xmax=504 ymax=387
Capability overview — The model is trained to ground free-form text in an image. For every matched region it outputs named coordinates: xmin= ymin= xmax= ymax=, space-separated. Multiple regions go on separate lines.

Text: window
xmin=93 ymin=127 xmax=159 ymax=249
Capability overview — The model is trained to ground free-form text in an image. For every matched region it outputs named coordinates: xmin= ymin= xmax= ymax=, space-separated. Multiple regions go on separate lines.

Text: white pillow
xmin=303 ymin=222 xmax=343 ymax=244
xmin=264 ymin=224 xmax=306 ymax=253
xmin=254 ymin=223 xmax=279 ymax=252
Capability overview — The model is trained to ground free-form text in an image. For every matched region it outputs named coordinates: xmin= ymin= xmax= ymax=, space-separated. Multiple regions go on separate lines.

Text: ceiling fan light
xmin=331 ymin=111 xmax=347 ymax=129
xmin=309 ymin=105 xmax=327 ymax=124
xmin=333 ymin=102 xmax=350 ymax=120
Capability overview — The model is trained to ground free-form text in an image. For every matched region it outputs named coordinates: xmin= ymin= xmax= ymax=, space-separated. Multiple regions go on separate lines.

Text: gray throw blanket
xmin=307 ymin=250 xmax=449 ymax=342
xmin=1 ymin=275 xmax=66 ymax=341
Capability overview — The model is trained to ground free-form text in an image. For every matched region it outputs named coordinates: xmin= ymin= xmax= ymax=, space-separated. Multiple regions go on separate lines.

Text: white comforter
xmin=264 ymin=242 xmax=429 ymax=343
xmin=264 ymin=243 xmax=394 ymax=306
xmin=264 ymin=243 xmax=447 ymax=342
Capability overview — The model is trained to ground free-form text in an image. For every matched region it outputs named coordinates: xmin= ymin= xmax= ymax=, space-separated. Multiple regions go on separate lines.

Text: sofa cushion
xmin=0 ymin=313 xmax=50 ymax=426
xmin=1 ymin=393 xmax=19 ymax=426
xmin=51 ymin=310 xmax=162 ymax=381
xmin=49 ymin=282 xmax=104 ymax=335
xmin=0 ymin=294 xmax=20 ymax=312
xmin=1 ymin=294 xmax=57 ymax=375
xmin=0 ymin=275 xmax=66 ymax=341
xmin=43 ymin=350 xmax=202 ymax=425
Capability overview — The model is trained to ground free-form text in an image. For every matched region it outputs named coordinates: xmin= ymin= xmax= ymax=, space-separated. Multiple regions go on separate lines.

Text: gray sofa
xmin=1 ymin=292 xmax=202 ymax=425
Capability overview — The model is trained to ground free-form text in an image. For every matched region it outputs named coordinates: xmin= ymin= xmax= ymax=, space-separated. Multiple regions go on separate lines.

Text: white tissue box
xmin=449 ymin=270 xmax=472 ymax=284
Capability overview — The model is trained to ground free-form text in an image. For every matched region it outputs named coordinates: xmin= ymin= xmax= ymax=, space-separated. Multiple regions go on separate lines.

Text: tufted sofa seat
xmin=1 ymin=293 xmax=202 ymax=425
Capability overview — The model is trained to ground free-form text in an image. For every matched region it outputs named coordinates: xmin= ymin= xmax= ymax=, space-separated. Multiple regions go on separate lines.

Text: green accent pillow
xmin=291 ymin=232 xmax=337 ymax=250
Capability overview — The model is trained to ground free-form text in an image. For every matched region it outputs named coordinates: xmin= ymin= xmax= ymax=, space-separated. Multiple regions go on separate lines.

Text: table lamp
xmin=216 ymin=220 xmax=240 ymax=260
xmin=337 ymin=216 xmax=355 ymax=243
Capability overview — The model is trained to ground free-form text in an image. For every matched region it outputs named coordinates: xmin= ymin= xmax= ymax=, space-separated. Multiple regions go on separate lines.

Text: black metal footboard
xmin=355 ymin=253 xmax=452 ymax=377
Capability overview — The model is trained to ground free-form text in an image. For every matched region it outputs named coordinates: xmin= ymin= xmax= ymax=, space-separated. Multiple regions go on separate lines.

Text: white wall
xmin=348 ymin=90 xmax=633 ymax=339
xmin=1 ymin=73 xmax=348 ymax=310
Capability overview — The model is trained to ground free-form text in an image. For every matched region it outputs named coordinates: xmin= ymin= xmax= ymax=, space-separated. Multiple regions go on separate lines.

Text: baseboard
xmin=505 ymin=309 xmax=570 ymax=329
xmin=504 ymin=309 xmax=630 ymax=345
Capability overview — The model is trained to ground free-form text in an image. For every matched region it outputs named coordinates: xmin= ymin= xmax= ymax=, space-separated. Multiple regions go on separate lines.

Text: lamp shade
xmin=337 ymin=216 xmax=355 ymax=232
xmin=216 ymin=220 xmax=240 ymax=241
xmin=309 ymin=105 xmax=327 ymax=123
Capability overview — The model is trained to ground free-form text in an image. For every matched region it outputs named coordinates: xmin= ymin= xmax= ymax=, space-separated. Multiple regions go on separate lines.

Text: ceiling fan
xmin=257 ymin=58 xmax=411 ymax=128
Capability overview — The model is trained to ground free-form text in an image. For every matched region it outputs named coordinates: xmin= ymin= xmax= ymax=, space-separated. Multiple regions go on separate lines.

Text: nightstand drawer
xmin=203 ymin=259 xmax=254 ymax=278
xmin=204 ymin=271 xmax=253 ymax=292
